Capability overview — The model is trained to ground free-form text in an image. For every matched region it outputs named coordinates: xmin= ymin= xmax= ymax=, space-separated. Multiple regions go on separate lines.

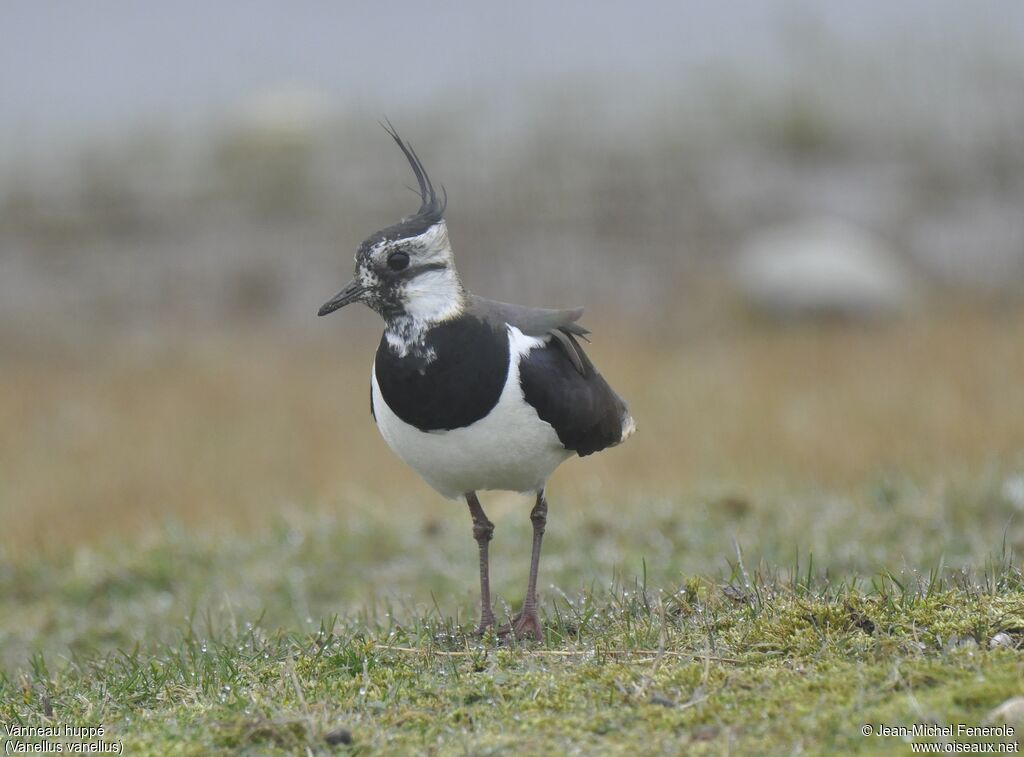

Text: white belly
xmin=370 ymin=327 xmax=572 ymax=499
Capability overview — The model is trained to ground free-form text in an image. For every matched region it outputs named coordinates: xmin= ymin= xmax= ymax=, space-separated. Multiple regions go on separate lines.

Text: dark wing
xmin=465 ymin=294 xmax=591 ymax=374
xmin=466 ymin=294 xmax=632 ymax=454
xmin=518 ymin=334 xmax=631 ymax=457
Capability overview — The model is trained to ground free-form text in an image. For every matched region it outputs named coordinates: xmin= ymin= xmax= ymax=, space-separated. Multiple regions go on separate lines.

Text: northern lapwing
xmin=318 ymin=123 xmax=635 ymax=641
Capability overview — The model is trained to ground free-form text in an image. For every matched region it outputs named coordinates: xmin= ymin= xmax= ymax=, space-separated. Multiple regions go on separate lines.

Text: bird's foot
xmin=497 ymin=606 xmax=543 ymax=642
xmin=473 ymin=612 xmax=496 ymax=637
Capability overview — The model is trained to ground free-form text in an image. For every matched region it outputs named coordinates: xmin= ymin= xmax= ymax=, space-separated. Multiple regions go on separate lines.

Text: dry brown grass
xmin=3 ymin=304 xmax=1023 ymax=554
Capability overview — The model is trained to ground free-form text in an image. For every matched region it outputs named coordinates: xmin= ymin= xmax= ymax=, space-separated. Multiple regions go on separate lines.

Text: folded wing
xmin=466 ymin=295 xmax=632 ymax=456
xmin=465 ymin=294 xmax=591 ymax=373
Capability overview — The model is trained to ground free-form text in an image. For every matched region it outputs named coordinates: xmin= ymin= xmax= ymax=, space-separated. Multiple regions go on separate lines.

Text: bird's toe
xmin=497 ymin=609 xmax=543 ymax=643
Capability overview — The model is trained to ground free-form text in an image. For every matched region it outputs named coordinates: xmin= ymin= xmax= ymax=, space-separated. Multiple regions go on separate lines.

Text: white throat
xmin=384 ymin=315 xmax=435 ymax=359
xmin=403 ymin=267 xmax=464 ymax=323
xmin=384 ymin=222 xmax=464 ymax=359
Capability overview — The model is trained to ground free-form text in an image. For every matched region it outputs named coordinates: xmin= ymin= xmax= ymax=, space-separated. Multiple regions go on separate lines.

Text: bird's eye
xmin=387 ymin=251 xmax=410 ymax=271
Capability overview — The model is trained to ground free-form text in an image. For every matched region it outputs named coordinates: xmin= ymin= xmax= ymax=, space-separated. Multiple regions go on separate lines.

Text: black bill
xmin=317 ymin=279 xmax=365 ymax=316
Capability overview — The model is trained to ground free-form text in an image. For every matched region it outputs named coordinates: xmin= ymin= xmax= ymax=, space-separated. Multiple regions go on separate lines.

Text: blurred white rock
xmin=1002 ymin=474 xmax=1024 ymax=511
xmin=226 ymin=85 xmax=334 ymax=146
xmin=985 ymin=697 xmax=1024 ymax=727
xmin=989 ymin=632 xmax=1015 ymax=649
xmin=734 ymin=219 xmax=914 ymax=320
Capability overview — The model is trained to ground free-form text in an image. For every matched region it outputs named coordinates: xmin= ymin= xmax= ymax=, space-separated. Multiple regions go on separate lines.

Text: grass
xmin=2 ymin=507 xmax=1024 ymax=754
xmin=3 ymin=305 xmax=1024 ymax=753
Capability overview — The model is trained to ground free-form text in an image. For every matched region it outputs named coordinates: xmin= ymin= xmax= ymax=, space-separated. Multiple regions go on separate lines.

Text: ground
xmin=2 ymin=505 xmax=1024 ymax=754
xmin=2 ymin=307 xmax=1024 ymax=754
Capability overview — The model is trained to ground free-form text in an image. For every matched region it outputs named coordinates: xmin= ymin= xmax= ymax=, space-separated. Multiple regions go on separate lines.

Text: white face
xmin=355 ymin=221 xmax=464 ymax=323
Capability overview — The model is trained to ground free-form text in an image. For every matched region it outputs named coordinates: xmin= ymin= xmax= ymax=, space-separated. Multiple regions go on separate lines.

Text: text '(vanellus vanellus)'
xmin=318 ymin=123 xmax=636 ymax=641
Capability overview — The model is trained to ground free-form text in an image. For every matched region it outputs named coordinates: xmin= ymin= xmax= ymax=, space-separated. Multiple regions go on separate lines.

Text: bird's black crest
xmin=360 ymin=121 xmax=448 ymax=251
xmin=382 ymin=119 xmax=446 ymax=221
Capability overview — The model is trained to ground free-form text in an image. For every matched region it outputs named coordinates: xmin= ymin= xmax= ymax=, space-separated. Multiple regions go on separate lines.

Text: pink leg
xmin=499 ymin=491 xmax=547 ymax=642
xmin=466 ymin=492 xmax=496 ymax=634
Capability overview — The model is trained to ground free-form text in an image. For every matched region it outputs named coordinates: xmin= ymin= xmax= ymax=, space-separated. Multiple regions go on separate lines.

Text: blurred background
xmin=3 ymin=0 xmax=1024 ymax=571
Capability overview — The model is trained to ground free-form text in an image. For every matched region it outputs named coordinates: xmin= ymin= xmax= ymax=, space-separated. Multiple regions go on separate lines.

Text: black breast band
xmin=374 ymin=316 xmax=510 ymax=432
